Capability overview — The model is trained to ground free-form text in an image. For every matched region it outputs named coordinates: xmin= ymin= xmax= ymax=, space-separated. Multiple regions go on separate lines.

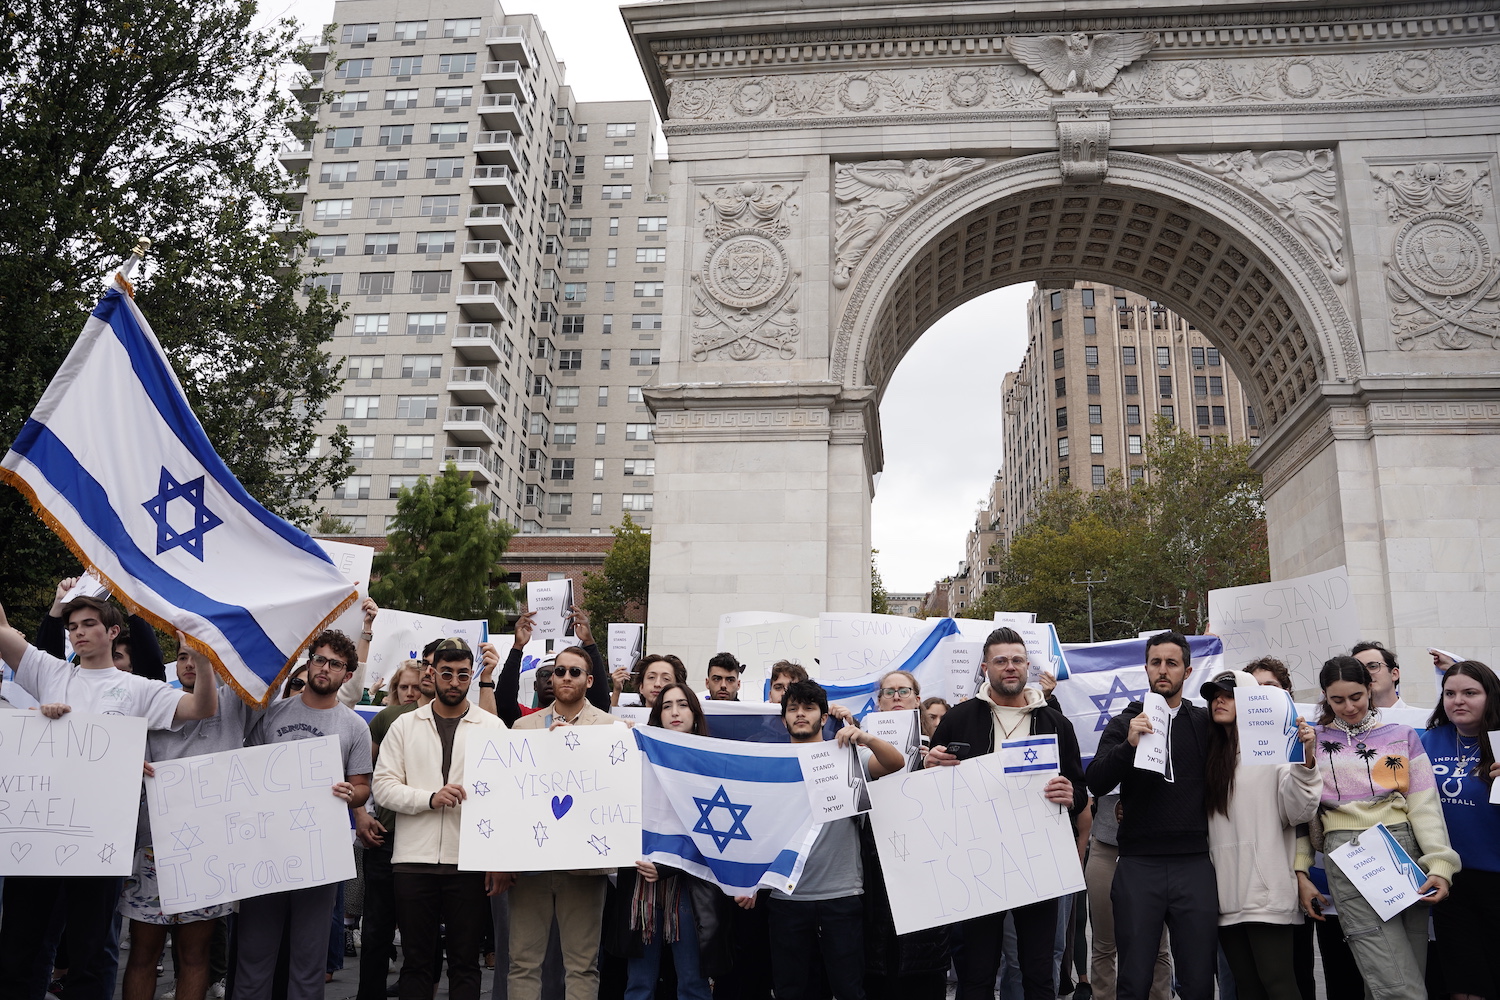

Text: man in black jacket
xmin=1084 ymin=631 xmax=1216 ymax=1000
xmin=927 ymin=627 xmax=1086 ymax=1000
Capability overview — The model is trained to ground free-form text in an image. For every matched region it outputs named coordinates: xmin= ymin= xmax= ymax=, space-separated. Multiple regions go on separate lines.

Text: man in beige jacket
xmin=373 ymin=637 xmax=507 ymax=1000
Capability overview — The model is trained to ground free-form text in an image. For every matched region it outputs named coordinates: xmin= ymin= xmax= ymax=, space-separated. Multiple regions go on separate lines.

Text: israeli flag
xmin=0 ymin=285 xmax=357 ymax=706
xmin=1002 ymin=734 xmax=1060 ymax=774
xmin=1055 ymin=634 xmax=1224 ymax=766
xmin=635 ymin=726 xmax=821 ymax=896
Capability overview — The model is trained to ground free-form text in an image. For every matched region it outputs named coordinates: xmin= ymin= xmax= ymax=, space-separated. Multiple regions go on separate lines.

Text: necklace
xmin=1331 ymin=712 xmax=1378 ymax=750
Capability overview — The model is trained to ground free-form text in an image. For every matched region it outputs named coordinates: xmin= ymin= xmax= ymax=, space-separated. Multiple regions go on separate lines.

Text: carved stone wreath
xmin=946 ymin=70 xmax=988 ymax=107
xmin=1276 ymin=59 xmax=1322 ymax=99
xmin=1166 ymin=63 xmax=1210 ymax=101
xmin=730 ymin=79 xmax=773 ymax=116
xmin=839 ymin=74 xmax=879 ymax=112
xmin=1393 ymin=212 xmax=1492 ymax=297
xmin=703 ymin=229 xmax=791 ymax=309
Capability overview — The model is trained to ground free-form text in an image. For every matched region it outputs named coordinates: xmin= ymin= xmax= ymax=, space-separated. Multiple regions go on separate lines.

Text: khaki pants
xmin=507 ymin=872 xmax=608 ymax=1000
xmin=1085 ymin=840 xmax=1172 ymax=1000
xmin=1323 ymin=825 xmax=1429 ymax=1000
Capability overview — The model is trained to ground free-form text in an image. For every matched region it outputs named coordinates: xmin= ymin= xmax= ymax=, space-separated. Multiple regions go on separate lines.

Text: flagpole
xmin=114 ymin=236 xmax=152 ymax=295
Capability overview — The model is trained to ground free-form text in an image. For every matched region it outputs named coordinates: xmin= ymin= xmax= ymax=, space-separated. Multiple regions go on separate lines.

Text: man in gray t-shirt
xmin=770 ymin=681 xmax=905 ymax=1000
xmin=235 ymin=631 xmax=373 ymax=1000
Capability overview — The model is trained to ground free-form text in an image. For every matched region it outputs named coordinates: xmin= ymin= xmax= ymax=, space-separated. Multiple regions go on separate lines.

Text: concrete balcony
xmin=289 ymin=70 xmax=324 ymax=100
xmin=444 ymin=447 xmax=501 ymax=485
xmin=443 ymin=406 xmax=499 ymax=445
xmin=451 ymin=323 xmax=507 ymax=363
xmin=481 ymin=61 xmax=535 ymax=103
xmin=469 ymin=164 xmax=517 ymax=205
xmin=293 ymin=35 xmax=331 ymax=71
xmin=465 ymin=204 xmax=517 ymax=245
xmin=456 ymin=281 xmax=510 ymax=322
xmin=473 ymin=131 xmax=521 ymax=169
xmin=478 ymin=93 xmax=526 ymax=134
xmin=447 ymin=366 xmax=504 ymax=405
xmin=461 ymin=240 xmax=518 ymax=283
xmin=279 ymin=140 xmax=313 ymax=169
xmin=485 ymin=25 xmax=535 ymax=68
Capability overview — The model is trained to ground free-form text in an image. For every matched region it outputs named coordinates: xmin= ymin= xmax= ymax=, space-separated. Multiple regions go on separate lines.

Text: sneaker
xmin=210 ymin=981 xmax=227 ymax=998
xmin=161 ymin=990 xmax=177 ymax=1000
xmin=344 ymin=928 xmax=358 ymax=957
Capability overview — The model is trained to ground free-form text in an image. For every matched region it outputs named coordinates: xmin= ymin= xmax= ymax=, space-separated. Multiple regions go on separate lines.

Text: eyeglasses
xmin=989 ymin=655 xmax=1030 ymax=667
xmin=554 ymin=666 xmax=586 ymax=679
xmin=880 ymin=686 xmax=915 ymax=698
xmin=288 ymin=678 xmax=307 ymax=692
xmin=310 ymin=653 xmax=347 ymax=671
xmin=437 ymin=669 xmax=472 ymax=682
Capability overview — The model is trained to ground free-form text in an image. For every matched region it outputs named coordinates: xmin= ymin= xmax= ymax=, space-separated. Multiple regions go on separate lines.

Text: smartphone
xmin=945 ymin=741 xmax=971 ymax=756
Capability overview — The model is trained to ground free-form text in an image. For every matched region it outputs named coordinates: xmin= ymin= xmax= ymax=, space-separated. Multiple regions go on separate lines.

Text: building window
xmin=405 ymin=313 xmax=446 ymax=337
xmin=1194 ymin=375 xmax=1208 ymax=397
xmin=553 ymin=386 xmax=580 ymax=408
xmin=595 ymin=423 xmax=607 ymax=445
xmin=409 ymin=271 xmax=451 ymax=294
xmin=625 ymin=423 xmax=653 ymax=441
xmin=313 ymin=199 xmax=354 ymax=220
xmin=621 ymin=493 xmax=653 ymax=511
xmin=1055 ymin=407 xmax=1067 ymax=429
xmin=319 ymin=161 xmax=360 ymax=184
xmin=399 ymin=354 xmax=441 ymax=378
xmin=557 ymin=350 xmax=582 ymax=370
xmin=633 ymin=281 xmax=664 ymax=298
xmin=353 ymin=314 xmax=389 ymax=336
xmin=424 ymin=157 xmax=464 ymax=179
xmin=605 ymin=123 xmax=637 ymax=137
xmin=1130 ymin=466 xmax=1145 ymax=484
xmin=1156 ymin=346 xmax=1171 ymax=367
xmin=546 ymin=493 xmax=573 ymax=516
xmin=635 ymin=247 xmax=667 ymax=263
xmin=380 ymin=89 xmax=418 ymax=110
xmin=564 ymin=249 xmax=589 ymax=268
xmin=396 ymin=396 xmax=438 ymax=419
xmin=415 ymin=231 xmax=454 ymax=253
xmin=1212 ymin=405 xmax=1226 ymax=426
xmin=1049 ymin=291 xmax=1063 ymax=311
xmin=602 ymin=185 xmax=632 ymax=200
xmin=1051 ymin=319 xmax=1063 ymax=338
xmin=562 ymin=282 xmax=587 ymax=302
xmin=560 ymin=315 xmax=585 ymax=335
xmin=1124 ymin=375 xmax=1138 ymax=395
xmin=346 ymin=355 xmax=383 ymax=379
xmin=334 ymin=475 xmax=371 ymax=500
xmin=340 ymin=58 xmax=374 ymax=79
xmin=1057 ymin=437 xmax=1069 ymax=458
xmin=568 ymin=218 xmax=593 ymax=237
xmin=1088 ymin=405 xmax=1102 ymax=424
xmin=1196 ymin=405 xmax=1211 ymax=426
xmin=1083 ymin=316 xmax=1097 ymax=336
xmin=604 ymin=155 xmax=634 ymax=169
xmin=378 ymin=125 xmax=414 ymax=146
xmin=593 ymin=459 xmax=605 ymax=481
xmin=1247 ymin=406 xmax=1258 ymax=427
xmin=1200 ymin=435 xmax=1214 ymax=446
xmin=624 ymin=459 xmax=654 ymax=477
xmin=1125 ymin=404 xmax=1141 ymax=425
xmin=528 ymin=413 xmax=549 ymax=437
xmin=442 ymin=17 xmax=480 ymax=37
xmin=388 ymin=475 xmax=423 ymax=499
xmin=309 ymin=235 xmax=348 ymax=257
xmin=429 ymin=122 xmax=467 ymax=144
xmin=1081 ymin=289 xmax=1095 ymax=308
xmin=420 ymin=195 xmax=460 ymax=219
xmin=591 ymin=493 xmax=603 ymax=515
xmin=1192 ymin=346 xmax=1206 ymax=367
xmin=393 ymin=20 xmax=427 ymax=39
xmin=1209 ymin=376 xmax=1224 ymax=396
xmin=527 ymin=449 xmax=544 ymax=472
xmin=388 ymin=55 xmax=421 ymax=75
xmin=367 ymin=196 xmax=404 ymax=219
xmin=629 ymin=349 xmax=660 ymax=366
xmin=573 ymin=156 xmax=586 ymax=176
xmin=603 ymin=282 xmax=615 ymax=301
xmin=330 ymin=91 xmax=369 ymax=115
xmin=599 ymin=349 xmax=611 ymax=370
xmin=551 ymin=459 xmax=575 ymax=481
xmin=347 ymin=435 xmax=376 ymax=459
xmin=1207 ymin=348 xmax=1221 ymax=366
xmin=1054 ymin=378 xmax=1066 ymax=398
xmin=357 ymin=272 xmax=394 ymax=296
xmin=1084 ymin=345 xmax=1099 ymax=366
xmin=553 ymin=424 xmax=577 ymax=445
xmin=433 ymin=86 xmax=472 ymax=107
xmin=1161 ymin=405 xmax=1174 ymax=424
xmin=1052 ymin=349 xmax=1064 ymax=369
xmin=631 ymin=314 xmax=663 ymax=330
xmin=341 ymin=22 xmax=378 ymax=42
xmin=373 ymin=159 xmax=408 ymax=180
xmin=1122 ymin=346 xmax=1137 ymax=366
xmin=1158 ymin=375 xmax=1172 ymax=397
xmin=357 ymin=233 xmax=394 ymax=255
xmin=343 ymin=396 xmax=379 ymax=419
xmin=1090 ymin=435 xmax=1104 ymax=454
xmin=637 ymin=216 xmax=667 ymax=232
xmin=1087 ymin=375 xmax=1101 ymax=395
xmin=597 ymin=387 xmax=609 ymax=406
xmin=1058 ymin=467 xmax=1071 ymax=485
xmin=1092 ymin=465 xmax=1106 ymax=487
xmin=1128 ymin=435 xmax=1143 ymax=455
xmin=392 ymin=435 xmax=434 ymax=459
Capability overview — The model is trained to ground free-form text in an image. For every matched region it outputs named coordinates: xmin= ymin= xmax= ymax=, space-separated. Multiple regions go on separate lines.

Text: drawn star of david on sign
xmin=142 ymin=467 xmax=223 ymax=561
xmin=1091 ymin=675 xmax=1148 ymax=731
xmin=477 ymin=819 xmax=494 ymax=839
xmin=170 ymin=824 xmax=204 ymax=852
xmin=532 ymin=821 xmax=549 ymax=847
xmin=608 ymin=741 xmax=628 ymax=765
xmin=472 ymin=780 xmax=490 ymax=797
xmin=588 ymin=834 xmax=610 ymax=856
xmin=563 ymin=731 xmax=581 ymax=750
xmin=288 ymin=802 xmax=318 ymax=832
xmin=692 ymin=785 xmax=752 ymax=853
xmin=97 ymin=843 xmax=117 ymax=865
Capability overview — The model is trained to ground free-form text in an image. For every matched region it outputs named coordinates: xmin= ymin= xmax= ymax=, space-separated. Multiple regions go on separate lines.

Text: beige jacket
xmin=373 ymin=701 xmax=505 ymax=865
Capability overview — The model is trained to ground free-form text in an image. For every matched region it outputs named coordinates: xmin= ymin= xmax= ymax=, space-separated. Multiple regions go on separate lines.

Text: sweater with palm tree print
xmin=1293 ymin=718 xmax=1459 ymax=882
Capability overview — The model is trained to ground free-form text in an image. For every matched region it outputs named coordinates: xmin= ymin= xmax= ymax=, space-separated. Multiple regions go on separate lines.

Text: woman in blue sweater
xmin=1421 ymin=660 xmax=1500 ymax=1000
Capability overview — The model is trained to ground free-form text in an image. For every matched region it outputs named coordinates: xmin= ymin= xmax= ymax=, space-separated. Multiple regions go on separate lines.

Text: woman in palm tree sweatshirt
xmin=1294 ymin=656 xmax=1458 ymax=1000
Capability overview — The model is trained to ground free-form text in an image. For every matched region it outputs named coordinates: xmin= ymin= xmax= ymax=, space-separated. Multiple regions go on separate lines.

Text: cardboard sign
xmin=0 ymin=710 xmax=145 ymax=876
xmin=1208 ymin=567 xmax=1360 ymax=690
xmin=863 ymin=709 xmax=922 ymax=772
xmin=798 ymin=741 xmax=870 ymax=822
xmin=1325 ymin=822 xmax=1431 ymax=921
xmin=868 ymin=755 xmax=1085 ymax=934
xmin=1133 ymin=694 xmax=1171 ymax=776
xmin=458 ymin=725 xmax=640 ymax=872
xmin=1234 ymin=686 xmax=1306 ymax=764
xmin=607 ymin=623 xmax=645 ymax=674
xmin=526 ymin=580 xmax=575 ymax=643
xmin=145 ymin=737 xmax=357 ymax=912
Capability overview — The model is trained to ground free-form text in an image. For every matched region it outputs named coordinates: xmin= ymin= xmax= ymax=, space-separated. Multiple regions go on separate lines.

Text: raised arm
xmin=568 ymin=606 xmax=610 ymax=712
xmin=173 ymin=634 xmax=219 ymax=722
xmin=0 ymin=600 xmax=32 ymax=671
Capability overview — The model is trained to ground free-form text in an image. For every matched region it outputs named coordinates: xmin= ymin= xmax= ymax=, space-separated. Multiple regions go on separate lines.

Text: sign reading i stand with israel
xmin=0 ymin=276 xmax=357 ymax=705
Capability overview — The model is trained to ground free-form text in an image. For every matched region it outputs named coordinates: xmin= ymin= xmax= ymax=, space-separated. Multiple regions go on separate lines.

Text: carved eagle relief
xmin=1005 ymin=32 xmax=1159 ymax=93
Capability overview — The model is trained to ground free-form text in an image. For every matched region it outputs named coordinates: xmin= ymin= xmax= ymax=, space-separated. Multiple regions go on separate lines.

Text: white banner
xmin=868 ymin=756 xmax=1085 ymax=934
xmin=145 ymin=737 xmax=356 ymax=912
xmin=718 ymin=617 xmax=821 ymax=699
xmin=817 ymin=613 xmax=930 ymax=685
xmin=458 ymin=725 xmax=640 ymax=872
xmin=366 ymin=609 xmax=487 ymax=691
xmin=1208 ymin=566 xmax=1360 ymax=690
xmin=0 ymin=710 xmax=145 ymax=876
xmin=715 ymin=612 xmax=801 ymax=655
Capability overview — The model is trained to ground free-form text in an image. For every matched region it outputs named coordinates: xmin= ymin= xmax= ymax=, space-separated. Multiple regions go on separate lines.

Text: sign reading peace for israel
xmin=0 ymin=710 xmax=145 ymax=876
xmin=458 ymin=725 xmax=641 ymax=872
xmin=145 ymin=736 xmax=356 ymax=912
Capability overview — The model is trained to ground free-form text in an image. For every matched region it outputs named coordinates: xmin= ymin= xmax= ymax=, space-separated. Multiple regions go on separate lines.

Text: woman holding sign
xmin=1294 ymin=657 xmax=1458 ymax=1000
xmin=1421 ymin=660 xmax=1500 ymax=1000
xmin=1200 ymin=670 xmax=1320 ymax=1000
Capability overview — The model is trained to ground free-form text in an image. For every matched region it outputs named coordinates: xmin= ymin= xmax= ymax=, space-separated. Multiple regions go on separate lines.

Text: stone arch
xmin=831 ymin=151 xmax=1363 ymax=435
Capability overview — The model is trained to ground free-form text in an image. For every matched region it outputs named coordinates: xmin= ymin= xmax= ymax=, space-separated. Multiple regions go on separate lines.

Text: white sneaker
xmin=161 ymin=989 xmax=177 ymax=1000
xmin=210 ymin=981 xmax=227 ymax=998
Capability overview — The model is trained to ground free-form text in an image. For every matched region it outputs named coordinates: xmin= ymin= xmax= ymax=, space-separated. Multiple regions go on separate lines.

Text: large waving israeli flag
xmin=0 ymin=285 xmax=357 ymax=705
xmin=635 ymin=726 xmax=821 ymax=896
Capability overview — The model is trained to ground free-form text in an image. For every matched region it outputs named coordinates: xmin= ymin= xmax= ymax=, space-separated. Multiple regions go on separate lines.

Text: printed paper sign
xmin=1208 ymin=567 xmax=1360 ymax=690
xmin=1491 ymin=732 xmax=1500 ymax=805
xmin=1326 ymin=822 xmax=1431 ymax=922
xmin=316 ymin=539 xmax=376 ymax=650
xmin=0 ymin=710 xmax=145 ymax=876
xmin=863 ymin=710 xmax=922 ymax=772
xmin=1234 ymin=686 xmax=1306 ymax=764
xmin=608 ymin=623 xmax=645 ymax=674
xmin=145 ymin=737 xmax=357 ymax=912
xmin=992 ymin=612 xmax=1037 ymax=625
xmin=797 ymin=741 xmax=870 ymax=822
xmin=459 ymin=725 xmax=640 ymax=872
xmin=1002 ymin=734 xmax=1060 ymax=775
xmin=817 ymin=613 xmax=930 ymax=685
xmin=366 ymin=609 xmax=487 ymax=694
xmin=526 ymin=580 xmax=575 ymax=642
xmin=1017 ymin=623 xmax=1071 ymax=683
xmin=1134 ymin=694 xmax=1171 ymax=776
xmin=868 ymin=754 xmax=1085 ymax=934
xmin=938 ymin=639 xmax=985 ymax=702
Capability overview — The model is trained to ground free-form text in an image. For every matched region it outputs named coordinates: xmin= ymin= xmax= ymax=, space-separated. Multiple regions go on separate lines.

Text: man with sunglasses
xmin=238 ymin=630 xmax=374 ymax=1000
xmin=373 ymin=638 xmax=506 ymax=1000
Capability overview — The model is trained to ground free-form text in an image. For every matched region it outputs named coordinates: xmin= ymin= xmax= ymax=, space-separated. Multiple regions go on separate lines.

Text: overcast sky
xmin=273 ymin=0 xmax=1035 ymax=594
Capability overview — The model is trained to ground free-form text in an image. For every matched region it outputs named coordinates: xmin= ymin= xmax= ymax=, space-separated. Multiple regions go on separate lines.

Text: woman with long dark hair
xmin=1421 ymin=660 xmax=1500 ymax=1000
xmin=1200 ymin=670 xmax=1320 ymax=1000
xmin=1295 ymin=656 xmax=1458 ymax=1000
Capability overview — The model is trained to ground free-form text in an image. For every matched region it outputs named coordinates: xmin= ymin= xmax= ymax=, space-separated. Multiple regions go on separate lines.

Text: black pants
xmin=767 ymin=895 xmax=866 ymax=1000
xmin=1219 ymin=923 xmax=1300 ymax=1000
xmin=715 ymin=890 xmax=772 ymax=1000
xmin=1290 ymin=919 xmax=1315 ymax=1000
xmin=0 ymin=875 xmax=123 ymax=1000
xmin=1313 ymin=915 xmax=1364 ymax=1000
xmin=1112 ymin=854 xmax=1218 ymax=1000
xmin=394 ymin=869 xmax=488 ymax=1000
xmin=956 ymin=899 xmax=1058 ymax=1000
xmin=357 ymin=845 xmax=399 ymax=1000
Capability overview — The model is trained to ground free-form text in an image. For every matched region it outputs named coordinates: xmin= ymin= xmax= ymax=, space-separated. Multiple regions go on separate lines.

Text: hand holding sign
xmin=1132 ymin=694 xmax=1171 ymax=776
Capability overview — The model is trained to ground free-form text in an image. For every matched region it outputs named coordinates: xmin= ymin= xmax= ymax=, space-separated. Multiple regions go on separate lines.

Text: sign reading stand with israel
xmin=0 ymin=283 xmax=358 ymax=705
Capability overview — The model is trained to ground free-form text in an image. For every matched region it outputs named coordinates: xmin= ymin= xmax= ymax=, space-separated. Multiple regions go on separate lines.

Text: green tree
xmin=0 ymin=0 xmax=349 ymax=626
xmin=870 ymin=549 xmax=890 ymax=615
xmin=370 ymin=466 xmax=516 ymax=624
xmin=581 ymin=513 xmax=650 ymax=632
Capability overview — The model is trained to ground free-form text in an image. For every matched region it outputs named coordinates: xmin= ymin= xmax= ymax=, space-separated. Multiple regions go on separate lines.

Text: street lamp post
xmin=1070 ymin=570 xmax=1107 ymax=643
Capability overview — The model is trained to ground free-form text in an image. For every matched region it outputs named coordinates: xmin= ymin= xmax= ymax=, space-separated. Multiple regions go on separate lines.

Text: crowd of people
xmin=0 ymin=582 xmax=1496 ymax=1000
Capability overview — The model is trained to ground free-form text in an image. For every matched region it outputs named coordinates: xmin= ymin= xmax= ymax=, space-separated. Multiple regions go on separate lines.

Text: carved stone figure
xmin=1180 ymin=149 xmax=1347 ymax=282
xmin=1004 ymin=32 xmax=1158 ymax=94
xmin=1370 ymin=162 xmax=1492 ymax=221
xmin=832 ymin=158 xmax=984 ymax=288
xmin=699 ymin=182 xmax=798 ymax=240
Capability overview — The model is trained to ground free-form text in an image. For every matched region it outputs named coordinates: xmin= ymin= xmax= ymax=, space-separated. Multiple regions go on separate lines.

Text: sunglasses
xmin=437 ymin=669 xmax=473 ymax=682
xmin=288 ymin=678 xmax=307 ymax=692
xmin=553 ymin=666 xmax=586 ymax=679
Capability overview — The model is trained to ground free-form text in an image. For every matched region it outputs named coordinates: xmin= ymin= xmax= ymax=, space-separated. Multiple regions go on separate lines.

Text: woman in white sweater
xmin=1201 ymin=670 xmax=1321 ymax=1000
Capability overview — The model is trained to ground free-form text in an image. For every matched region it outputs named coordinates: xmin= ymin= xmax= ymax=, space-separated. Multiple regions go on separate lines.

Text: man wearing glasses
xmin=374 ymin=637 xmax=506 ymax=1000
xmin=1350 ymin=640 xmax=1410 ymax=710
xmin=238 ymin=630 xmax=374 ymax=1000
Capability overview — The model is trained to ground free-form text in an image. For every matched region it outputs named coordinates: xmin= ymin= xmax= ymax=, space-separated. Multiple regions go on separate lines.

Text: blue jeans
xmin=625 ymin=890 xmax=712 ymax=1000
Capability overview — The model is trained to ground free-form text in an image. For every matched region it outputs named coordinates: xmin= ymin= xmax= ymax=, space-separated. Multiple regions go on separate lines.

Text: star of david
xmin=562 ymin=731 xmax=581 ymax=750
xmin=1023 ymin=748 xmax=1040 ymax=764
xmin=588 ymin=834 xmax=610 ymax=856
xmin=692 ymin=785 xmax=752 ymax=853
xmin=97 ymin=843 xmax=117 ymax=865
xmin=472 ymin=780 xmax=490 ymax=797
xmin=1090 ymin=676 xmax=1148 ymax=732
xmin=477 ymin=819 xmax=494 ymax=839
xmin=170 ymin=824 xmax=203 ymax=852
xmin=608 ymin=741 xmax=628 ymax=765
xmin=888 ymin=833 xmax=909 ymax=862
xmin=289 ymin=802 xmax=317 ymax=832
xmin=532 ymin=821 xmax=549 ymax=847
xmin=142 ymin=467 xmax=223 ymax=561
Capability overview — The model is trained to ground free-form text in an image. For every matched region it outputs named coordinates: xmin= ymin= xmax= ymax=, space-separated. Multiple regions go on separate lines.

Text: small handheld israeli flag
xmin=1001 ymin=734 xmax=1060 ymax=774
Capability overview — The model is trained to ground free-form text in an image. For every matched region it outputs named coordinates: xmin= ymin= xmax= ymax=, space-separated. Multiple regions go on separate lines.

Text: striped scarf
xmin=629 ymin=872 xmax=682 ymax=944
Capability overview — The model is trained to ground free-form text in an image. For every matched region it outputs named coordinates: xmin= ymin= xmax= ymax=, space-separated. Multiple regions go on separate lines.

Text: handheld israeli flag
xmin=635 ymin=726 xmax=821 ymax=896
xmin=1001 ymin=734 xmax=1060 ymax=774
xmin=0 ymin=279 xmax=357 ymax=706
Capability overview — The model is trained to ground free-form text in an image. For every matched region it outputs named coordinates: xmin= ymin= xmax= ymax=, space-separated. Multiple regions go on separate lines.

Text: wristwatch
xmin=360 ymin=631 xmax=374 ymax=640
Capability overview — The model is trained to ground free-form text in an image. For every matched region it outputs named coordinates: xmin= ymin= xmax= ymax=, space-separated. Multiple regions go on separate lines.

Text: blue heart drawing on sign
xmin=408 ymin=650 xmax=418 ymax=660
xmin=551 ymin=795 xmax=573 ymax=819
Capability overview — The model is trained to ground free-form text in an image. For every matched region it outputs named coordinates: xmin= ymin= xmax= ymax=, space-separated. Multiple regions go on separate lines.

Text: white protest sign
xmin=1491 ymin=732 xmax=1500 ymax=805
xmin=1326 ymin=822 xmax=1431 ymax=921
xmin=868 ymin=754 xmax=1085 ymax=934
xmin=366 ymin=609 xmax=487 ymax=695
xmin=1134 ymin=694 xmax=1171 ymax=775
xmin=817 ymin=613 xmax=930 ymax=685
xmin=526 ymin=580 xmax=575 ymax=642
xmin=1234 ymin=685 xmax=1306 ymax=765
xmin=1208 ymin=567 xmax=1360 ymax=690
xmin=719 ymin=616 xmax=821 ymax=699
xmin=938 ymin=639 xmax=985 ymax=702
xmin=993 ymin=612 xmax=1037 ymax=625
xmin=1017 ymin=623 xmax=1070 ymax=683
xmin=459 ymin=724 xmax=640 ymax=871
xmin=608 ymin=623 xmax=645 ymax=674
xmin=797 ymin=741 xmax=870 ymax=822
xmin=145 ymin=736 xmax=356 ymax=913
xmin=864 ymin=710 xmax=922 ymax=772
xmin=316 ymin=539 xmax=376 ymax=648
xmin=0 ymin=711 xmax=145 ymax=876
xmin=716 ymin=612 xmax=801 ymax=654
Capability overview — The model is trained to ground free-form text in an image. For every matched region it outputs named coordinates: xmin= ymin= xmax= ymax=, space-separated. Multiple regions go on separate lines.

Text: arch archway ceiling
xmin=862 ymin=184 xmax=1320 ymax=431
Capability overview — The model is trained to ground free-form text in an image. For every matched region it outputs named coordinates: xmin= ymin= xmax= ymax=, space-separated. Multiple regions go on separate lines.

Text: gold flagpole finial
xmin=115 ymin=236 xmax=153 ymax=295
xmin=131 ymin=236 xmax=152 ymax=258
